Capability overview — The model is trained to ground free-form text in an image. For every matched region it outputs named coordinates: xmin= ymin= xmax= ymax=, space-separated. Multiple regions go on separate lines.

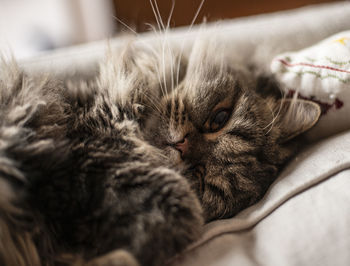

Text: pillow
xmin=271 ymin=31 xmax=350 ymax=140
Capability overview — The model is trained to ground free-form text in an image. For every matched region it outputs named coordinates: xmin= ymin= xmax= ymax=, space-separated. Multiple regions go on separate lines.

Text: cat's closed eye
xmin=209 ymin=109 xmax=230 ymax=132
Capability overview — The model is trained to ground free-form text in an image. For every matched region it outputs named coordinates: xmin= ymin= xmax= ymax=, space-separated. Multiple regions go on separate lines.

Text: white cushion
xmin=271 ymin=31 xmax=350 ymax=140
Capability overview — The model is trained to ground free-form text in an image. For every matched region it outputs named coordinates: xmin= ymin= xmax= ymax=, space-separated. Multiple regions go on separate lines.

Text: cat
xmin=0 ymin=35 xmax=320 ymax=266
xmin=0 ymin=57 xmax=202 ymax=266
xmin=135 ymin=39 xmax=321 ymax=222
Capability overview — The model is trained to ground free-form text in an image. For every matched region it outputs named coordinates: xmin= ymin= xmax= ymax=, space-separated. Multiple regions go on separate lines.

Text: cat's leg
xmin=85 ymin=166 xmax=203 ymax=266
xmin=0 ymin=205 xmax=41 ymax=266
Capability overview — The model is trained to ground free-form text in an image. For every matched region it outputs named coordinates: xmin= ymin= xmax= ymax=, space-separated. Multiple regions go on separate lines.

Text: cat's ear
xmin=273 ymin=99 xmax=321 ymax=143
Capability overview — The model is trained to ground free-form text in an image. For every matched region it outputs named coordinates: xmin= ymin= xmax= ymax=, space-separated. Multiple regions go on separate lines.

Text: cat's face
xmin=144 ymin=43 xmax=320 ymax=221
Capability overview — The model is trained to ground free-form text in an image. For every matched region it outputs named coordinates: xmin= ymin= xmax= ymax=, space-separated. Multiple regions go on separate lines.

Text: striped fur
xmin=0 ymin=34 xmax=320 ymax=265
xmin=0 ymin=58 xmax=203 ymax=265
xmin=143 ymin=39 xmax=321 ymax=221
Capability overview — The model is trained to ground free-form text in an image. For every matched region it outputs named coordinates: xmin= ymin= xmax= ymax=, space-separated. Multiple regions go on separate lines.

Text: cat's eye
xmin=210 ymin=109 xmax=230 ymax=132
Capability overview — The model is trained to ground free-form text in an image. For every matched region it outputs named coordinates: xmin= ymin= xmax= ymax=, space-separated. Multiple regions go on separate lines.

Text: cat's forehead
xmin=191 ymin=76 xmax=233 ymax=103
xmin=183 ymin=69 xmax=242 ymax=124
xmin=185 ymin=63 xmax=242 ymax=98
xmin=183 ymin=40 xmax=244 ymax=108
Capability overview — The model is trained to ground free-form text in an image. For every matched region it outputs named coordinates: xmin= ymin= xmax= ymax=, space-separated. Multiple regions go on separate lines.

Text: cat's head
xmin=145 ymin=40 xmax=321 ymax=221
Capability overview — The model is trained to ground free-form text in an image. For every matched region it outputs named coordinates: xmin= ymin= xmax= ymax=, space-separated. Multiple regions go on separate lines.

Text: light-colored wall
xmin=0 ymin=0 xmax=116 ymax=60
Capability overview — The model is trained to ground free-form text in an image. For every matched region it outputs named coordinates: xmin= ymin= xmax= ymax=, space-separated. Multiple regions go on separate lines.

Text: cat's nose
xmin=174 ymin=137 xmax=188 ymax=157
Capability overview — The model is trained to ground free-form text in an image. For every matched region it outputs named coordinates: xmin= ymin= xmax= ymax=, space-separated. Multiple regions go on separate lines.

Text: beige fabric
xmin=169 ymin=130 xmax=350 ymax=266
xmin=19 ymin=2 xmax=350 ymax=79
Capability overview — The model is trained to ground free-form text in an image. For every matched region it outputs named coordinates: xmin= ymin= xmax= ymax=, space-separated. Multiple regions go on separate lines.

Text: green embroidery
xmin=325 ymin=56 xmax=350 ymax=66
xmin=285 ymin=56 xmax=292 ymax=62
xmin=281 ymin=69 xmax=350 ymax=84
xmin=305 ymin=56 xmax=316 ymax=63
xmin=299 ymin=56 xmax=350 ymax=66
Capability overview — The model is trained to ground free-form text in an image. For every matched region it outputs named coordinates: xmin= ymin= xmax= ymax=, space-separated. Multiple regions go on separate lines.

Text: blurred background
xmin=0 ymin=0 xmax=341 ymax=59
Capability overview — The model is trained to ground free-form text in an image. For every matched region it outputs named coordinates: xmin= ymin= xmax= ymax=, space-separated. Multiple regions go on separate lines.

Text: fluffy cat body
xmin=0 ymin=58 xmax=202 ymax=265
xmin=0 ymin=36 xmax=320 ymax=265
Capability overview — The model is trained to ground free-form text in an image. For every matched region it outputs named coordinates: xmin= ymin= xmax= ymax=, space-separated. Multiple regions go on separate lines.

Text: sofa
xmin=19 ymin=2 xmax=350 ymax=265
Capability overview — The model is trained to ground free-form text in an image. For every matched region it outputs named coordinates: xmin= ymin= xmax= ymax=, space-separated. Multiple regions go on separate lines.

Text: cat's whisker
xmin=166 ymin=1 xmax=176 ymax=92
xmin=141 ymin=99 xmax=165 ymax=120
xmin=141 ymin=93 xmax=163 ymax=114
xmin=176 ymin=0 xmax=206 ymax=86
xmin=168 ymin=42 xmax=176 ymax=92
xmin=264 ymin=95 xmax=286 ymax=135
xmin=166 ymin=0 xmax=176 ymax=31
xmin=153 ymin=60 xmax=167 ymax=98
xmin=112 ymin=16 xmax=138 ymax=36
xmin=160 ymin=26 xmax=173 ymax=97
xmin=150 ymin=0 xmax=165 ymax=32
xmin=111 ymin=14 xmax=169 ymax=80
xmin=189 ymin=0 xmax=206 ymax=29
xmin=114 ymin=0 xmax=175 ymax=76
xmin=145 ymin=23 xmax=161 ymax=37
xmin=175 ymin=52 xmax=182 ymax=89
xmin=140 ymin=81 xmax=165 ymax=113
xmin=263 ymin=100 xmax=279 ymax=133
xmin=140 ymin=101 xmax=162 ymax=116
xmin=263 ymin=101 xmax=278 ymax=134
xmin=162 ymin=39 xmax=168 ymax=96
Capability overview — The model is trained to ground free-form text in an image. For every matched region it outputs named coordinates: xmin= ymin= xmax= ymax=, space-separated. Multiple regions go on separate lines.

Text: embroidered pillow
xmin=271 ymin=31 xmax=350 ymax=140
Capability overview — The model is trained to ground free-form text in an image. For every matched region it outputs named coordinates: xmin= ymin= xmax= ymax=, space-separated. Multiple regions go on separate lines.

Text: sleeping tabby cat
xmin=137 ymin=39 xmax=321 ymax=222
xmin=0 ymin=38 xmax=320 ymax=266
